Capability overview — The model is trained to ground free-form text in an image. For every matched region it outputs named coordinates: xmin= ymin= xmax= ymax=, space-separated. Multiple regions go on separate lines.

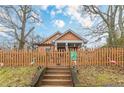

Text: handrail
xmin=31 ymin=66 xmax=46 ymax=87
xmin=70 ymin=66 xmax=80 ymax=87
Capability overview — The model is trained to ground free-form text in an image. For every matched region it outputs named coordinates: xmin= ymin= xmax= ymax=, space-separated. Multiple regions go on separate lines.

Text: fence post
xmin=45 ymin=51 xmax=48 ymax=67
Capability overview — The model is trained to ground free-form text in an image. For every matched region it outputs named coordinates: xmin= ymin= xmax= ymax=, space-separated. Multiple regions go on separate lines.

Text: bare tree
xmin=0 ymin=37 xmax=14 ymax=50
xmin=0 ymin=5 xmax=42 ymax=49
xmin=118 ymin=6 xmax=124 ymax=38
xmin=25 ymin=32 xmax=45 ymax=50
xmin=83 ymin=5 xmax=119 ymax=46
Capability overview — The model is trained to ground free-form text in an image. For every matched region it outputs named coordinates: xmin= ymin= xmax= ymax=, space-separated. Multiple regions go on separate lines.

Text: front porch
xmin=54 ymin=40 xmax=83 ymax=51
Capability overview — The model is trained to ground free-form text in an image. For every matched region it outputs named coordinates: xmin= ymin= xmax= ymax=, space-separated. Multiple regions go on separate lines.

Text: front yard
xmin=0 ymin=66 xmax=38 ymax=87
xmin=1 ymin=65 xmax=124 ymax=87
xmin=77 ymin=65 xmax=124 ymax=87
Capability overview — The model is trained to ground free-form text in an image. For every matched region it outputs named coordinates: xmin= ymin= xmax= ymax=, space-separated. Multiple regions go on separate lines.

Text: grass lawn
xmin=77 ymin=65 xmax=124 ymax=87
xmin=0 ymin=66 xmax=38 ymax=87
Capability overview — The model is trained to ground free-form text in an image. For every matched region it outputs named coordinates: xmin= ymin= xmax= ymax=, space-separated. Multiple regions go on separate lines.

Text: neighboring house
xmin=36 ymin=29 xmax=87 ymax=52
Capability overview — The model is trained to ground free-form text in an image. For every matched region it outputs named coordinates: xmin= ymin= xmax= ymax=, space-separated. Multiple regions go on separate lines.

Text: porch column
xmin=81 ymin=43 xmax=84 ymax=48
xmin=65 ymin=42 xmax=68 ymax=51
xmin=55 ymin=42 xmax=57 ymax=51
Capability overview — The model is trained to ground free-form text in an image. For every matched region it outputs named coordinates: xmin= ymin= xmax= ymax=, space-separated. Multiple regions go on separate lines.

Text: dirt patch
xmin=77 ymin=65 xmax=124 ymax=87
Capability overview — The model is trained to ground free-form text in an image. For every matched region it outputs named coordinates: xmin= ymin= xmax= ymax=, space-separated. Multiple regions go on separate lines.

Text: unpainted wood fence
xmin=0 ymin=48 xmax=124 ymax=67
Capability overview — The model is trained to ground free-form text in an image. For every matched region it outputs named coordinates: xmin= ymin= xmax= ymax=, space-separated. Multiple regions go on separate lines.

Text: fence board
xmin=0 ymin=48 xmax=124 ymax=67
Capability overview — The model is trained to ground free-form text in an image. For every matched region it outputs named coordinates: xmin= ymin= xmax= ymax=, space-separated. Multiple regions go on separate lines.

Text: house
xmin=36 ymin=29 xmax=87 ymax=52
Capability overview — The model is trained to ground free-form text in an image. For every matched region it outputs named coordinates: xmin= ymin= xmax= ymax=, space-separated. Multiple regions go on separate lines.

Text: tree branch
xmin=24 ymin=27 xmax=35 ymax=39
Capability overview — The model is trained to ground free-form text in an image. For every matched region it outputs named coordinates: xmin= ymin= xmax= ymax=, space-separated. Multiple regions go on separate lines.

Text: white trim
xmin=41 ymin=31 xmax=61 ymax=44
xmin=55 ymin=40 xmax=83 ymax=43
xmin=55 ymin=42 xmax=57 ymax=51
xmin=54 ymin=29 xmax=87 ymax=43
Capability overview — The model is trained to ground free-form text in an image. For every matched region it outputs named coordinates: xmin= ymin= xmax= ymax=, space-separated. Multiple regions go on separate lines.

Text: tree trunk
xmin=19 ymin=6 xmax=26 ymax=49
xmin=19 ymin=40 xmax=25 ymax=49
xmin=108 ymin=28 xmax=113 ymax=46
xmin=118 ymin=6 xmax=124 ymax=38
xmin=107 ymin=6 xmax=117 ymax=46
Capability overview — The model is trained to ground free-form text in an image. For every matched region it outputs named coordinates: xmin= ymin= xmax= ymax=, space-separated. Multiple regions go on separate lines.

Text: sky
xmin=36 ymin=5 xmax=107 ymax=48
xmin=0 ymin=5 xmax=108 ymax=48
xmin=35 ymin=6 xmax=90 ymax=37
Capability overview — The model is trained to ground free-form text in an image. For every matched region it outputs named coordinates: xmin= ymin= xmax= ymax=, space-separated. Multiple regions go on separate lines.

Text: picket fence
xmin=0 ymin=48 xmax=124 ymax=67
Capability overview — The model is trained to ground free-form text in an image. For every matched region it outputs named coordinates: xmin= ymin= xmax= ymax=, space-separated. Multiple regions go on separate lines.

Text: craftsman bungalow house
xmin=36 ymin=29 xmax=87 ymax=52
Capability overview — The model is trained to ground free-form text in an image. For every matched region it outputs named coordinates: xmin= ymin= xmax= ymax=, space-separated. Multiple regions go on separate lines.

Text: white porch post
xmin=55 ymin=42 xmax=57 ymax=51
xmin=65 ymin=42 xmax=68 ymax=51
xmin=81 ymin=42 xmax=84 ymax=48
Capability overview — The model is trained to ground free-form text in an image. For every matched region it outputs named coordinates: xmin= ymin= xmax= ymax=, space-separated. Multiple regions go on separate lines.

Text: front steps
xmin=37 ymin=67 xmax=73 ymax=87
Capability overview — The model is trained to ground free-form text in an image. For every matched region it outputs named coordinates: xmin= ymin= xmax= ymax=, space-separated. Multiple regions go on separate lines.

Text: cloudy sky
xmin=0 ymin=5 xmax=107 ymax=48
xmin=37 ymin=5 xmax=107 ymax=47
xmin=35 ymin=6 xmax=93 ymax=36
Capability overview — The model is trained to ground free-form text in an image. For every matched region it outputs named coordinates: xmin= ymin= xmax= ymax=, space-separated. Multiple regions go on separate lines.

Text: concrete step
xmin=47 ymin=67 xmax=70 ymax=70
xmin=46 ymin=70 xmax=70 ymax=74
xmin=44 ymin=73 xmax=71 ymax=76
xmin=37 ymin=66 xmax=73 ymax=87
xmin=40 ymin=85 xmax=73 ymax=87
xmin=41 ymin=79 xmax=72 ymax=85
xmin=43 ymin=74 xmax=71 ymax=79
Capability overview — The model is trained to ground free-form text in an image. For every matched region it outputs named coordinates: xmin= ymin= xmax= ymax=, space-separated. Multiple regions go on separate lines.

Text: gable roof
xmin=54 ymin=29 xmax=88 ymax=43
xmin=41 ymin=31 xmax=61 ymax=44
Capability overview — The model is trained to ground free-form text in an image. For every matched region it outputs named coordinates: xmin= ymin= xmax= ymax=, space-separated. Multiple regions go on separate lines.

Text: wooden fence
xmin=0 ymin=48 xmax=124 ymax=67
